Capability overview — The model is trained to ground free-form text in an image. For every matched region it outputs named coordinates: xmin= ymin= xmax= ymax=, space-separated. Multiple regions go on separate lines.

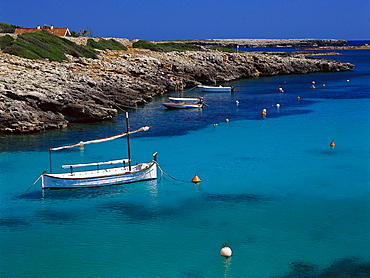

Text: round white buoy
xmin=225 ymin=119 xmax=230 ymax=122
xmin=276 ymin=104 xmax=280 ymax=108
xmin=220 ymin=246 xmax=232 ymax=257
xmin=235 ymin=100 xmax=239 ymax=105
xmin=261 ymin=108 xmax=267 ymax=116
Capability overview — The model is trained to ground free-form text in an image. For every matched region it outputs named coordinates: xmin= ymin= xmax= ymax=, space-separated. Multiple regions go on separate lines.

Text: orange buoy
xmin=297 ymin=96 xmax=301 ymax=100
xmin=192 ymin=175 xmax=201 ymax=183
xmin=311 ymin=85 xmax=316 ymax=89
xmin=261 ymin=108 xmax=267 ymax=116
xmin=330 ymin=141 xmax=336 ymax=147
xmin=225 ymin=119 xmax=230 ymax=122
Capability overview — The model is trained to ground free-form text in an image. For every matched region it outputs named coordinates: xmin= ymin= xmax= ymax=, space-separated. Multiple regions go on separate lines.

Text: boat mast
xmin=125 ymin=112 xmax=132 ymax=171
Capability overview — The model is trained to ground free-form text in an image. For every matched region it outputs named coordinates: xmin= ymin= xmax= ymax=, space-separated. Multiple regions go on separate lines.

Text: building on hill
xmin=14 ymin=25 xmax=71 ymax=36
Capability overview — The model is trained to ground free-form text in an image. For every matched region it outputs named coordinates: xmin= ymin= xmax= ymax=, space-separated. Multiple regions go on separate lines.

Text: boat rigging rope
xmin=182 ymin=85 xmax=198 ymax=93
xmin=22 ymin=174 xmax=42 ymax=195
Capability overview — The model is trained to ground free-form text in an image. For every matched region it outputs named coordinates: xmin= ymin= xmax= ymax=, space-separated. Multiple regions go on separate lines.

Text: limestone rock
xmin=0 ymin=44 xmax=354 ymax=133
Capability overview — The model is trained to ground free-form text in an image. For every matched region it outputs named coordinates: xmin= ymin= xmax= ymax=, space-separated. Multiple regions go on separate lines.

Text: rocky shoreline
xmin=0 ymin=39 xmax=354 ymax=133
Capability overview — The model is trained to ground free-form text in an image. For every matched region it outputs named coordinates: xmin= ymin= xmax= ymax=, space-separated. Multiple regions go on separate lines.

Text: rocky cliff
xmin=0 ymin=45 xmax=354 ymax=133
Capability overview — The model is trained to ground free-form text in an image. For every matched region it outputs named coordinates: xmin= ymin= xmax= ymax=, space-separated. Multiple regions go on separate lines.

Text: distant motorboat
xmin=198 ymin=85 xmax=234 ymax=92
xmin=162 ymin=97 xmax=206 ymax=109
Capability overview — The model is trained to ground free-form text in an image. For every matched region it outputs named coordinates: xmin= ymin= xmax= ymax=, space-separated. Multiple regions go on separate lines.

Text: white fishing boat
xmin=162 ymin=97 xmax=205 ymax=109
xmin=41 ymin=113 xmax=157 ymax=189
xmin=198 ymin=85 xmax=234 ymax=92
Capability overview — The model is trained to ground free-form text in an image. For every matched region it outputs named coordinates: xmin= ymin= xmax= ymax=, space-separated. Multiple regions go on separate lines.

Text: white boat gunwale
xmin=168 ymin=97 xmax=202 ymax=102
xmin=43 ymin=161 xmax=156 ymax=180
xmin=162 ymin=96 xmax=205 ymax=109
xmin=197 ymin=85 xmax=234 ymax=92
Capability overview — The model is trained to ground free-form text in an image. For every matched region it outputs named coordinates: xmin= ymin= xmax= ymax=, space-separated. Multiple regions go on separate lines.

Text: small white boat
xmin=41 ymin=113 xmax=157 ymax=189
xmin=162 ymin=97 xmax=205 ymax=109
xmin=198 ymin=85 xmax=234 ymax=92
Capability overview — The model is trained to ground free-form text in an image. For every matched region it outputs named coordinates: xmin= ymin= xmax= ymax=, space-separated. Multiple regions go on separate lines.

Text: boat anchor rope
xmin=154 ymin=161 xmax=184 ymax=182
xmin=22 ymin=173 xmax=43 ymax=194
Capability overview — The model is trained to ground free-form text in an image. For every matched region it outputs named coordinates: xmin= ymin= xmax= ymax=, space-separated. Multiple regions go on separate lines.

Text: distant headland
xmin=0 ymin=29 xmax=355 ymax=133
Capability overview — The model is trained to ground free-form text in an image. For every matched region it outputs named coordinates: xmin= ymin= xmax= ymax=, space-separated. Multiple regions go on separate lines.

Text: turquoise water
xmin=1 ymin=48 xmax=370 ymax=277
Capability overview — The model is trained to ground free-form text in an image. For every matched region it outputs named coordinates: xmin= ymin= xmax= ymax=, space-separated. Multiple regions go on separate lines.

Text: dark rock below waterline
xmin=0 ymin=46 xmax=354 ymax=133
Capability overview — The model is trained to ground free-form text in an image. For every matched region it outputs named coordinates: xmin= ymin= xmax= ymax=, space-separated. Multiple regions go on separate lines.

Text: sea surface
xmin=1 ymin=42 xmax=369 ymax=277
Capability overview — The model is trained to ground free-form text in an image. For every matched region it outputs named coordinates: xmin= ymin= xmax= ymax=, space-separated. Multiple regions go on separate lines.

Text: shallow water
xmin=1 ymin=47 xmax=369 ymax=277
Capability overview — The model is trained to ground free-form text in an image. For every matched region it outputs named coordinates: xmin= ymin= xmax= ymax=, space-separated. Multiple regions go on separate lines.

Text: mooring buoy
xmin=192 ymin=175 xmax=201 ymax=183
xmin=220 ymin=243 xmax=232 ymax=257
xmin=330 ymin=141 xmax=336 ymax=147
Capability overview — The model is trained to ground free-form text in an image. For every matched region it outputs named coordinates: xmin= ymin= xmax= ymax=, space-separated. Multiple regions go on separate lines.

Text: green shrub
xmin=2 ymin=31 xmax=98 ymax=61
xmin=0 ymin=35 xmax=14 ymax=49
xmin=0 ymin=22 xmax=20 ymax=33
xmin=209 ymin=47 xmax=238 ymax=53
xmin=87 ymin=38 xmax=127 ymax=50
xmin=132 ymin=40 xmax=158 ymax=50
xmin=133 ymin=40 xmax=200 ymax=52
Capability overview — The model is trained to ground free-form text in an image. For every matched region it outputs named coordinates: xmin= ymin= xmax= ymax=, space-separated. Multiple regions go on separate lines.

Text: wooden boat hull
xmin=162 ymin=103 xmax=203 ymax=109
xmin=198 ymin=85 xmax=231 ymax=92
xmin=42 ymin=161 xmax=157 ymax=189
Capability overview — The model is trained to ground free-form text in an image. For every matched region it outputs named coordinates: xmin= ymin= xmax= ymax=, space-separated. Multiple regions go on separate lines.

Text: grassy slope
xmin=0 ymin=31 xmax=128 ymax=62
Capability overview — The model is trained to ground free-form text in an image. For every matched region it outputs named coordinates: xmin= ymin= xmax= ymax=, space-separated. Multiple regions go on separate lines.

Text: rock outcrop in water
xmin=0 ymin=41 xmax=354 ymax=133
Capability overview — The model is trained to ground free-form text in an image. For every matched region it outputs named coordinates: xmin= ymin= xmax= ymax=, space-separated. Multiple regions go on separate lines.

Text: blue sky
xmin=1 ymin=0 xmax=369 ymax=40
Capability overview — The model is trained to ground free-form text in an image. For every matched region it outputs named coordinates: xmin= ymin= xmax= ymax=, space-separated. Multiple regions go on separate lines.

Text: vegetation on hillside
xmin=133 ymin=40 xmax=200 ymax=52
xmin=87 ymin=38 xmax=127 ymax=51
xmin=209 ymin=47 xmax=238 ymax=53
xmin=0 ymin=31 xmax=97 ymax=61
xmin=0 ymin=22 xmax=21 ymax=33
xmin=0 ymin=35 xmax=14 ymax=49
xmin=0 ymin=31 xmax=128 ymax=62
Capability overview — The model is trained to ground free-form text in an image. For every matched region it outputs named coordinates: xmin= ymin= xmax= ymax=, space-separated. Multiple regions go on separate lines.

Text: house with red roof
xmin=14 ymin=25 xmax=71 ymax=36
